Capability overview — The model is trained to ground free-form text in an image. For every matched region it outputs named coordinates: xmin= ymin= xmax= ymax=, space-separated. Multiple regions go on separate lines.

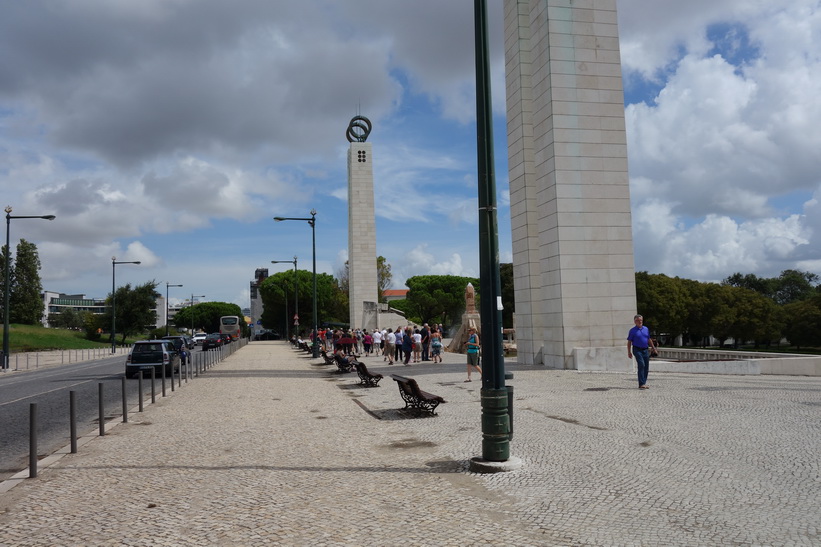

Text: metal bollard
xmin=161 ymin=362 xmax=167 ymax=397
xmin=98 ymin=383 xmax=105 ymax=436
xmin=138 ymin=371 xmax=144 ymax=412
xmin=151 ymin=367 xmax=156 ymax=404
xmin=171 ymin=362 xmax=176 ymax=392
xmin=505 ymin=372 xmax=514 ymax=441
xmin=121 ymin=376 xmax=128 ymax=423
xmin=506 ymin=385 xmax=514 ymax=441
xmin=30 ymin=403 xmax=38 ymax=478
xmin=70 ymin=390 xmax=78 ymax=453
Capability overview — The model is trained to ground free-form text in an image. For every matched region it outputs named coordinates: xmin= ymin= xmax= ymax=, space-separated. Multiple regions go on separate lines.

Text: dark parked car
xmin=162 ymin=335 xmax=191 ymax=366
xmin=202 ymin=333 xmax=224 ymax=350
xmin=254 ymin=330 xmax=281 ymax=341
xmin=125 ymin=340 xmax=181 ymax=378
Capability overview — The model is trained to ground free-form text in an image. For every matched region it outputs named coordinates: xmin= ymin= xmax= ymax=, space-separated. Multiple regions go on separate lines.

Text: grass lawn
xmin=5 ymin=324 xmax=130 ymax=352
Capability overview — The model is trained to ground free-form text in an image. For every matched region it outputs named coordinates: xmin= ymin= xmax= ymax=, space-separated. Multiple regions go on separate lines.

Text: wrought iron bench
xmin=319 ymin=349 xmax=336 ymax=366
xmin=333 ymin=353 xmax=355 ymax=373
xmin=391 ymin=375 xmax=445 ymax=415
xmin=354 ymin=362 xmax=383 ymax=387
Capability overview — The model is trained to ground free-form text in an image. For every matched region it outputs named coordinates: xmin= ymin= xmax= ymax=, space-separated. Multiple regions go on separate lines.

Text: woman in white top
xmin=372 ymin=329 xmax=382 ymax=358
xmin=412 ymin=329 xmax=423 ymax=363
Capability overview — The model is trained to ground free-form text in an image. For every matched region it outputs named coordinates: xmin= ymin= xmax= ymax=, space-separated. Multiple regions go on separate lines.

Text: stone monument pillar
xmin=347 ymin=116 xmax=379 ymax=331
xmin=504 ymin=0 xmax=637 ymax=370
xmin=446 ymin=283 xmax=482 ymax=354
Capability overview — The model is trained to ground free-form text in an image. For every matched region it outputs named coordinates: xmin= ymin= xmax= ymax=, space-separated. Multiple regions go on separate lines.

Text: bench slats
xmin=391 ymin=374 xmax=445 ymax=415
xmin=354 ymin=362 xmax=383 ymax=387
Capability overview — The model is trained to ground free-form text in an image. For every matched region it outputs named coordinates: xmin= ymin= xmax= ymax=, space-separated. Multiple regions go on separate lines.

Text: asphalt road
xmin=0 ymin=356 xmax=173 ymax=481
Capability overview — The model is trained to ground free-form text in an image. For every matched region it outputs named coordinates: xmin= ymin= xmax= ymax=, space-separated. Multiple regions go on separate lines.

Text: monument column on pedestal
xmin=347 ymin=116 xmax=379 ymax=331
xmin=504 ymin=0 xmax=637 ymax=370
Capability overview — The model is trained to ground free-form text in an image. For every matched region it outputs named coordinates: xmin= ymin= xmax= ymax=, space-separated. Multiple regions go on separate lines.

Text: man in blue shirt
xmin=627 ymin=314 xmax=657 ymax=389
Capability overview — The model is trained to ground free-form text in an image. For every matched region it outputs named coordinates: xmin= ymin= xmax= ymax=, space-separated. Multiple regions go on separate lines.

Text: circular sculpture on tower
xmin=346 ymin=115 xmax=372 ymax=143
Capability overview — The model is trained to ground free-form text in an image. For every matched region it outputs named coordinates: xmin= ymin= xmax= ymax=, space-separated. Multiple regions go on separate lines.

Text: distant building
xmin=382 ymin=289 xmax=408 ymax=302
xmin=42 ymin=291 xmax=163 ymax=329
xmin=249 ymin=268 xmax=268 ymax=333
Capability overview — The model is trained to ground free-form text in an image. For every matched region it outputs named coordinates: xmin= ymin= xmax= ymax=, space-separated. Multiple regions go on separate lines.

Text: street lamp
xmin=3 ymin=206 xmax=56 ymax=370
xmin=111 ymin=257 xmax=141 ymax=354
xmin=165 ymin=282 xmax=183 ymax=336
xmin=271 ymin=256 xmax=298 ymax=340
xmin=189 ymin=294 xmax=205 ymax=333
xmin=473 ymin=0 xmax=509 ymax=464
xmin=274 ymin=210 xmax=317 ymax=357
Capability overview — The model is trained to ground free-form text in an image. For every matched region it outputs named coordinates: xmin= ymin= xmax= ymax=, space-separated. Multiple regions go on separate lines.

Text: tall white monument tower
xmin=346 ymin=116 xmax=379 ymax=330
xmin=504 ymin=0 xmax=637 ymax=370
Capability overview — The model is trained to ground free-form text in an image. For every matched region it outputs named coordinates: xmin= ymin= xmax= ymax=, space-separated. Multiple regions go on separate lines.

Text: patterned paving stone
xmin=0 ymin=343 xmax=819 ymax=546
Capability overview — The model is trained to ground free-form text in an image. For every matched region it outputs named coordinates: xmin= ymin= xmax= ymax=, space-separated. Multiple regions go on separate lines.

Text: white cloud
xmin=2 ymin=0 xmax=821 ymax=307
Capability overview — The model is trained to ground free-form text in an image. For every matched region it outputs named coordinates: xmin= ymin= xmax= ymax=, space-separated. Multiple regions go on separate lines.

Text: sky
xmin=1 ymin=0 xmax=820 ymax=311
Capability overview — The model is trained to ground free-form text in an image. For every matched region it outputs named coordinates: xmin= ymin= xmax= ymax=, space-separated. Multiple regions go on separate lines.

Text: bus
xmin=219 ymin=316 xmax=242 ymax=342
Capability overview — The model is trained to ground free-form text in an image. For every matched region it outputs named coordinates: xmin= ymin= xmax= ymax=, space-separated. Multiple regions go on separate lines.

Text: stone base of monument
xmin=469 ymin=456 xmax=523 ymax=474
xmin=573 ymin=347 xmax=632 ymax=372
xmin=446 ymin=313 xmax=481 ymax=354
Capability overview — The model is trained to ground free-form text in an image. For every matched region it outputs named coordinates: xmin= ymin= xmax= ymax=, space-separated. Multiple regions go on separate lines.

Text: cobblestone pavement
xmin=1 ymin=342 xmax=819 ymax=546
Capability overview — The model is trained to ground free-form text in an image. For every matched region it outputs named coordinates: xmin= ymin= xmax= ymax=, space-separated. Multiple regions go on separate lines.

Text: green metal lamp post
xmin=272 ymin=256 xmax=298 ymax=340
xmin=165 ymin=282 xmax=183 ymax=336
xmin=274 ymin=211 xmax=317 ymax=358
xmin=474 ymin=0 xmax=510 ymax=462
xmin=3 ymin=206 xmax=56 ymax=370
xmin=111 ymin=257 xmax=141 ymax=354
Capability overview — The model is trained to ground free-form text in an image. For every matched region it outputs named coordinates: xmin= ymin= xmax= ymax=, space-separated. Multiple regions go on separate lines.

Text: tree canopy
xmin=404 ymin=275 xmax=479 ymax=326
xmin=635 ymin=269 xmax=820 ymax=348
xmin=259 ymin=270 xmax=345 ymax=334
xmin=9 ymin=239 xmax=45 ymax=324
xmin=337 ymin=256 xmax=393 ymax=302
xmin=103 ymin=281 xmax=160 ymax=344
xmin=173 ymin=301 xmax=244 ymax=334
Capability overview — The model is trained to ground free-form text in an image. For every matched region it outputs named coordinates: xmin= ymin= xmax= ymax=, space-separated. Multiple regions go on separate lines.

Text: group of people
xmin=354 ymin=323 xmax=445 ymax=365
xmin=356 ymin=323 xmax=481 ymax=382
xmin=294 ymin=314 xmax=658 ymax=387
xmin=303 ymin=323 xmax=480 ymax=381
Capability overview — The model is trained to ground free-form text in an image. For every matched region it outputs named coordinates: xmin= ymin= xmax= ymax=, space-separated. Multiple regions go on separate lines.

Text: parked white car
xmin=193 ymin=332 xmax=207 ymax=346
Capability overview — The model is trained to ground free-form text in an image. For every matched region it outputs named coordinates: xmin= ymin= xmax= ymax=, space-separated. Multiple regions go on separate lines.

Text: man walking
xmin=627 ymin=314 xmax=657 ymax=389
xmin=420 ymin=323 xmax=431 ymax=361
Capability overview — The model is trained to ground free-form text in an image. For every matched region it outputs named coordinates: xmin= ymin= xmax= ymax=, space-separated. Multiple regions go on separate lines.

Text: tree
xmin=259 ymin=271 xmax=345 ymax=333
xmin=49 ymin=307 xmax=81 ymax=330
xmin=679 ymin=278 xmax=714 ymax=347
xmin=174 ymin=301 xmax=243 ymax=334
xmin=10 ymin=239 xmax=45 ymax=325
xmin=103 ymin=281 xmax=159 ymax=344
xmin=707 ymin=284 xmax=739 ymax=347
xmin=405 ymin=275 xmax=479 ymax=327
xmin=635 ymin=272 xmax=690 ymax=342
xmin=724 ymin=269 xmax=820 ymax=305
xmin=783 ymin=296 xmax=821 ymax=349
xmin=729 ymin=288 xmax=780 ymax=346
xmin=83 ymin=311 xmax=102 ymax=341
xmin=774 ymin=269 xmax=819 ymax=305
xmin=723 ymin=272 xmax=777 ymax=299
xmin=377 ymin=256 xmax=392 ymax=302
xmin=336 ymin=255 xmax=393 ymax=302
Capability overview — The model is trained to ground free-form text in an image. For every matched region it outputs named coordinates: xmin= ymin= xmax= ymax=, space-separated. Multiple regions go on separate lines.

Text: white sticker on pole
xmin=497 ymin=296 xmax=504 ymax=310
